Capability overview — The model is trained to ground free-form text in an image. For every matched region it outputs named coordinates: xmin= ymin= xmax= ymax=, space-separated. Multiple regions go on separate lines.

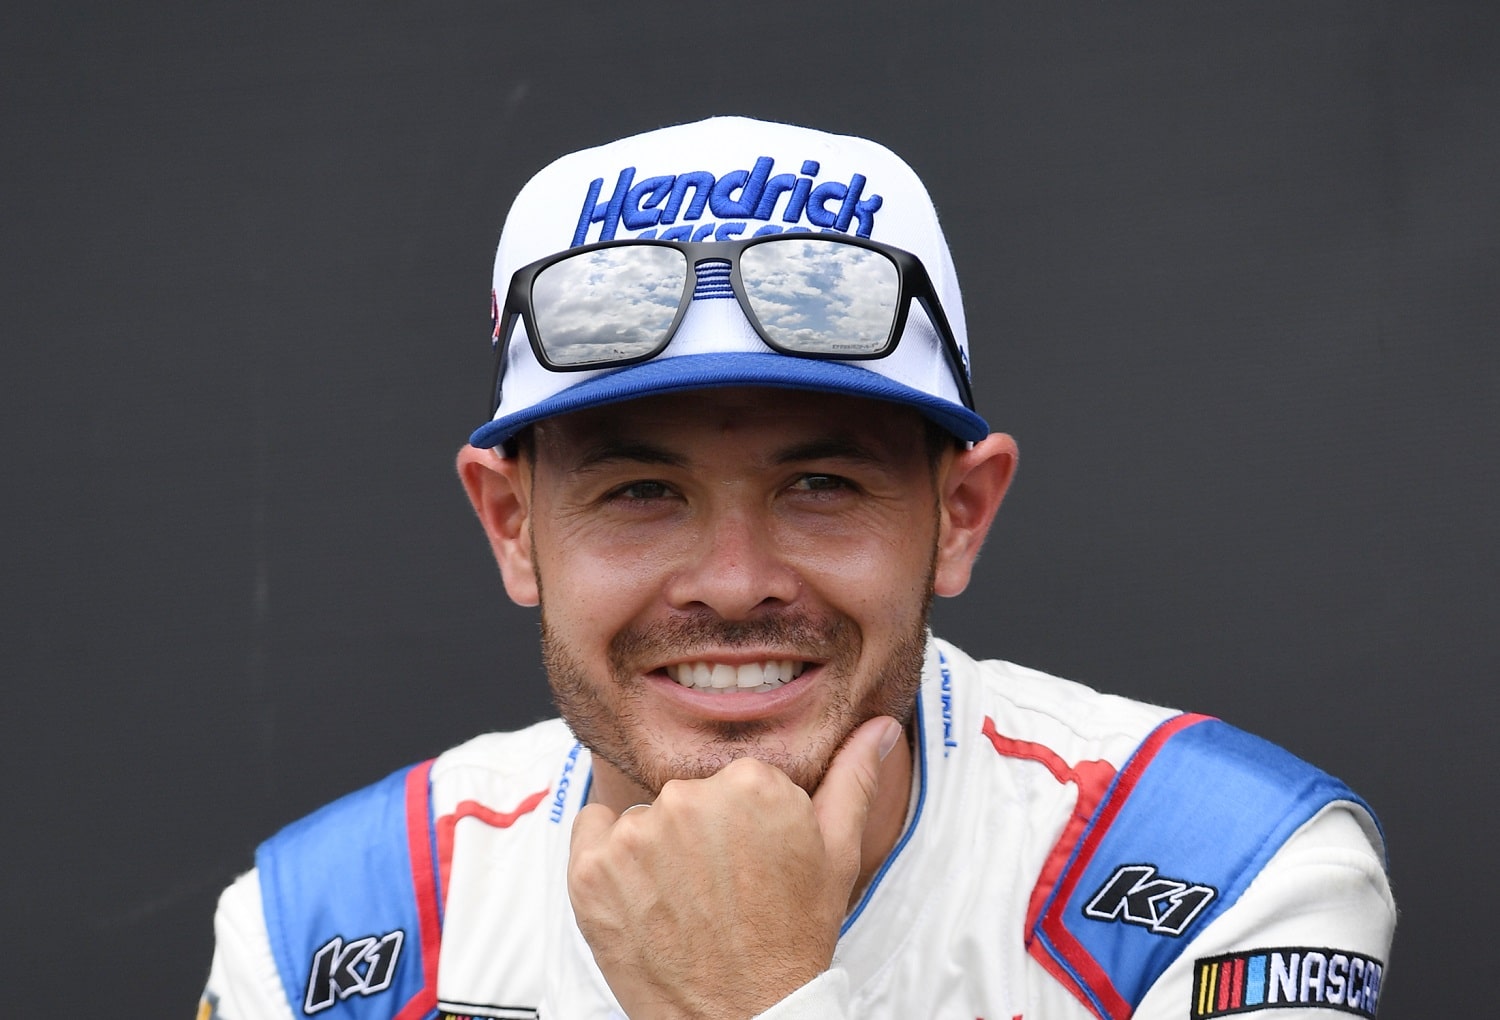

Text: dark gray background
xmin=4 ymin=2 xmax=1493 ymax=1013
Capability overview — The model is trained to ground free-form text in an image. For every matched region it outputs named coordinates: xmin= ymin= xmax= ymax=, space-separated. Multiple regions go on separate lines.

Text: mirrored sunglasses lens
xmin=531 ymin=246 xmax=687 ymax=366
xmin=739 ymin=239 xmax=899 ymax=355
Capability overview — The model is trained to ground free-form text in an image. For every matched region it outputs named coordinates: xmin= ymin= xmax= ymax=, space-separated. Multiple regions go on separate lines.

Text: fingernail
xmin=877 ymin=719 xmax=902 ymax=761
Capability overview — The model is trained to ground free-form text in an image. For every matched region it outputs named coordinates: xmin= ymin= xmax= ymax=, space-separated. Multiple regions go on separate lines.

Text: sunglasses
xmin=489 ymin=233 xmax=974 ymax=417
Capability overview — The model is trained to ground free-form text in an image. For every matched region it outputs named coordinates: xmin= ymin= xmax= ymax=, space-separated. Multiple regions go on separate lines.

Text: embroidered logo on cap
xmin=1191 ymin=947 xmax=1384 ymax=1017
xmin=572 ymin=157 xmax=884 ymax=246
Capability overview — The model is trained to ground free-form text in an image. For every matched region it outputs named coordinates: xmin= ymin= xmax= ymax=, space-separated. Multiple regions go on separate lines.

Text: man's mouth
xmin=663 ymin=660 xmax=808 ymax=695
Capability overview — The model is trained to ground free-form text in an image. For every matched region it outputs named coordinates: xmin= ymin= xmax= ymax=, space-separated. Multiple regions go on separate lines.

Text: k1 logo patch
xmin=304 ymin=930 xmax=404 ymax=1013
xmin=1192 ymin=947 xmax=1384 ymax=1017
xmin=1083 ymin=864 xmax=1216 ymax=936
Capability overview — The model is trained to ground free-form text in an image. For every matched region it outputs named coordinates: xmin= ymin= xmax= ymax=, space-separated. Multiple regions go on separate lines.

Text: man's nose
xmin=663 ymin=507 xmax=800 ymax=619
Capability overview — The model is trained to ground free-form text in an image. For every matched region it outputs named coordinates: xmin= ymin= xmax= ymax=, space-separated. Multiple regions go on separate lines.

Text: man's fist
xmin=567 ymin=716 xmax=903 ymax=1020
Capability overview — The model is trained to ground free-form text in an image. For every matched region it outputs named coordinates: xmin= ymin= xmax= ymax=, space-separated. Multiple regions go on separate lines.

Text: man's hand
xmin=566 ymin=716 xmax=902 ymax=1020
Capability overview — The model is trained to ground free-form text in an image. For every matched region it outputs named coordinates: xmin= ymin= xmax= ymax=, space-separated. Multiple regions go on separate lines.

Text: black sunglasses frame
xmin=489 ymin=233 xmax=975 ymax=418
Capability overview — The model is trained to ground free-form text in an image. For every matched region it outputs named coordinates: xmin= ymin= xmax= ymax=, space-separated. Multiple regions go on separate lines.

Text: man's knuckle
xmin=567 ymin=853 xmax=606 ymax=897
xmin=723 ymin=756 xmax=784 ymax=790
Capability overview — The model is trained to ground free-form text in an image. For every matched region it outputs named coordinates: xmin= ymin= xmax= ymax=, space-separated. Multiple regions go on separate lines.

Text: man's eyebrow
xmin=772 ymin=438 xmax=887 ymax=466
xmin=571 ymin=441 xmax=689 ymax=471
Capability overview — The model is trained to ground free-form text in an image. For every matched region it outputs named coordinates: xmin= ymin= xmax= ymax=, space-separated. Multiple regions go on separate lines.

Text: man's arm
xmin=1132 ymin=802 xmax=1395 ymax=1019
xmin=1024 ymin=714 xmax=1396 ymax=1020
xmin=200 ymin=870 xmax=298 ymax=1020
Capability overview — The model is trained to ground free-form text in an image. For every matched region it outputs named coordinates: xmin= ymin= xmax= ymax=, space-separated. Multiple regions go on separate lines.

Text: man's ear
xmin=456 ymin=444 xmax=539 ymax=607
xmin=933 ymin=433 xmax=1018 ymax=598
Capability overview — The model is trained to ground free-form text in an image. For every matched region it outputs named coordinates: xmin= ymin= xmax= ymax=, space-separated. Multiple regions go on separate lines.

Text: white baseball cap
xmin=469 ymin=116 xmax=988 ymax=449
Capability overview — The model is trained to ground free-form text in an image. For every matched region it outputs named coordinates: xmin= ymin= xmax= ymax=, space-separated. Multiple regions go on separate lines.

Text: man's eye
xmin=791 ymin=474 xmax=849 ymax=493
xmin=613 ymin=480 xmax=671 ymax=501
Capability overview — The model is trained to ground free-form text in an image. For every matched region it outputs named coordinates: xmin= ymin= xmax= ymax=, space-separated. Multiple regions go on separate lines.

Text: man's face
xmin=519 ymin=387 xmax=947 ymax=801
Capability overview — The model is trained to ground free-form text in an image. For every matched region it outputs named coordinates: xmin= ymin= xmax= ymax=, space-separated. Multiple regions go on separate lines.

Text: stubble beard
xmin=541 ymin=597 xmax=932 ymax=798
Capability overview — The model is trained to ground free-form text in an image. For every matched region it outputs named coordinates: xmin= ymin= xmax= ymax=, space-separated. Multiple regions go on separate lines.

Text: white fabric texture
xmin=201 ymin=637 xmax=1395 ymax=1019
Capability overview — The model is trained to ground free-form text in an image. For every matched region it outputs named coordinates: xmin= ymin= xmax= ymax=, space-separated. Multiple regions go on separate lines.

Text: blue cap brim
xmin=469 ymin=352 xmax=988 ymax=449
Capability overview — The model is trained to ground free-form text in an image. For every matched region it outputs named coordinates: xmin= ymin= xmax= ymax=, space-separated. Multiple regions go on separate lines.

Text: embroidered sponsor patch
xmin=1082 ymin=863 xmax=1217 ymax=936
xmin=549 ymin=741 xmax=583 ymax=824
xmin=1191 ymin=947 xmax=1384 ymax=1017
xmin=304 ymin=930 xmax=404 ymax=1013
xmin=938 ymin=651 xmax=958 ymax=757
xmin=572 ymin=157 xmax=884 ymax=246
xmin=436 ymin=1002 xmax=539 ymax=1020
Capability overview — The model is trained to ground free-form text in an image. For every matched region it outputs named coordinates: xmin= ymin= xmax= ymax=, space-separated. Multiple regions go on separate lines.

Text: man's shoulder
xmin=235 ymin=718 xmax=578 ymax=1017
xmin=935 ymin=638 xmax=1382 ymax=852
xmin=253 ymin=717 xmax=578 ymax=926
xmin=429 ymin=716 xmax=581 ymax=808
xmin=262 ymin=716 xmax=577 ymax=850
xmin=934 ymin=637 xmax=1180 ymax=771
xmin=1024 ymin=713 xmax=1386 ymax=1017
xmin=930 ymin=640 xmax=1388 ymax=1018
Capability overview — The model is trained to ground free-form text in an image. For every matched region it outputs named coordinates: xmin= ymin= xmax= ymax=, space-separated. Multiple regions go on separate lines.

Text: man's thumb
xmin=811 ymin=716 xmax=903 ymax=866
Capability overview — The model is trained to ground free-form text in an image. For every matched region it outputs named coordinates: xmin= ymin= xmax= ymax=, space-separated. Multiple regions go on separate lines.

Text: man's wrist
xmin=749 ymin=967 xmax=850 ymax=1020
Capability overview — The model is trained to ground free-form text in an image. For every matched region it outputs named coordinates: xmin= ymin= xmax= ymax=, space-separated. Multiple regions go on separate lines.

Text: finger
xmin=570 ymin=801 xmax=621 ymax=858
xmin=810 ymin=716 xmax=902 ymax=865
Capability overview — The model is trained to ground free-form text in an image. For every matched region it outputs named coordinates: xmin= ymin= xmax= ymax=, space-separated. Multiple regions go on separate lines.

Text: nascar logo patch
xmin=1192 ymin=947 xmax=1383 ymax=1017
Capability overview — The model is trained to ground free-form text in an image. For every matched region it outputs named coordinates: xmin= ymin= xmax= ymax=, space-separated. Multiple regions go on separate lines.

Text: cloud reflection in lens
xmin=739 ymin=239 xmax=898 ymax=355
xmin=533 ymin=246 xmax=687 ymax=366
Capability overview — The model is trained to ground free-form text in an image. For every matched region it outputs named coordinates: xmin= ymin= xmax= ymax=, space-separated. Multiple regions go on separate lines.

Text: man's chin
xmin=633 ymin=738 xmax=837 ymax=797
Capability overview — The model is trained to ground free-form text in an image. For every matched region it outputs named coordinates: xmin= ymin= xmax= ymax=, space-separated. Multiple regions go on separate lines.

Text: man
xmin=202 ymin=117 xmax=1394 ymax=1020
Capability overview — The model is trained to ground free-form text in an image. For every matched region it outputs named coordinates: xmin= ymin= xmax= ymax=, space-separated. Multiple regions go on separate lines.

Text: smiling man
xmin=202 ymin=118 xmax=1395 ymax=1020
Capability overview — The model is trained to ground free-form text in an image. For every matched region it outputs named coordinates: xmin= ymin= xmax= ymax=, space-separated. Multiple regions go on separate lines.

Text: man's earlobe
xmin=456 ymin=445 xmax=539 ymax=607
xmin=933 ymin=433 xmax=1018 ymax=598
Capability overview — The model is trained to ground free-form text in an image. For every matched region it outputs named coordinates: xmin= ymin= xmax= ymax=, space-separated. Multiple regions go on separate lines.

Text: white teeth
xmin=665 ymin=660 xmax=807 ymax=693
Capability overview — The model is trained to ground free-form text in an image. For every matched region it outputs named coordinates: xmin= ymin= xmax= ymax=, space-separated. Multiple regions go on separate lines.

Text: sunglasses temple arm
xmin=915 ymin=293 xmax=976 ymax=411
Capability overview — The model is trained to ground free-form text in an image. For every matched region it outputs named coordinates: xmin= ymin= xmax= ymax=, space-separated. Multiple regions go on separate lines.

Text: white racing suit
xmin=202 ymin=637 xmax=1395 ymax=1019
